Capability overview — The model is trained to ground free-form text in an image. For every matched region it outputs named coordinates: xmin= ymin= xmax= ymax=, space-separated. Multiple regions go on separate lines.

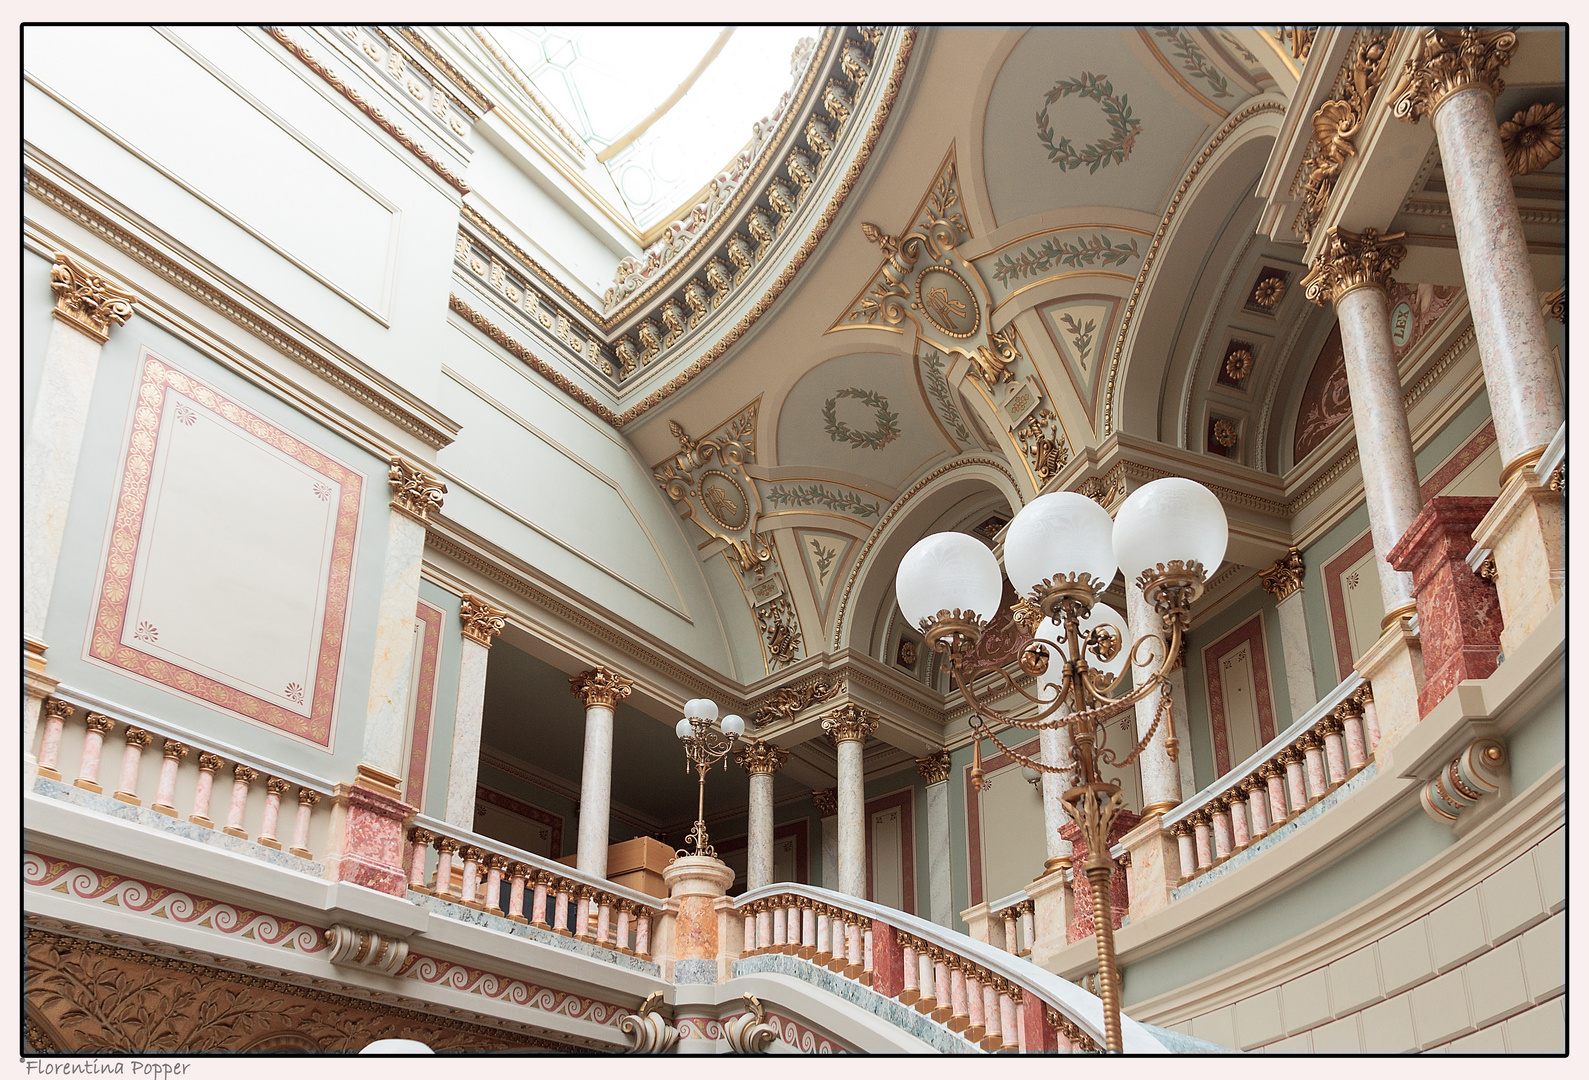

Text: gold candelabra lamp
xmin=894 ymin=478 xmax=1227 ymax=1052
xmin=674 ymin=699 xmax=745 ymax=859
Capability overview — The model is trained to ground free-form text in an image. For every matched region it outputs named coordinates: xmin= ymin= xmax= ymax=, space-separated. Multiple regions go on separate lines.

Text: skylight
xmin=499 ymin=26 xmax=819 ymax=231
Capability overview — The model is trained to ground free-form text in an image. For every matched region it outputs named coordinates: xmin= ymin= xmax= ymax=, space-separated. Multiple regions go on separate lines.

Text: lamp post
xmin=893 ymin=478 xmax=1227 ymax=1052
xmin=674 ymin=698 xmax=745 ymax=858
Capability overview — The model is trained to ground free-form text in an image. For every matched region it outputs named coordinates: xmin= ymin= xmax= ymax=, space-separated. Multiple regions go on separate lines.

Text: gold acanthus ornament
xmin=1390 ymin=26 xmax=1518 ymax=124
xmin=458 ymin=594 xmax=508 ymax=647
xmin=1018 ymin=409 xmax=1069 ymax=486
xmin=821 ymin=703 xmax=879 ymax=746
xmin=1258 ymin=547 xmax=1306 ymax=603
xmin=652 ymin=411 xmax=774 ymax=575
xmin=1498 ymin=102 xmax=1564 ymax=176
xmin=1300 ymin=226 xmax=1408 ymax=306
xmin=735 ymin=739 xmax=790 ymax=776
xmin=1296 ymin=33 xmax=1392 ymax=239
xmin=568 ymin=666 xmax=636 ymax=709
xmin=811 ymin=788 xmax=839 ymax=816
xmin=915 ymin=748 xmax=951 ymax=785
xmin=388 ymin=456 xmax=447 ymax=522
xmin=750 ymin=673 xmax=842 ymax=727
xmin=50 ymin=251 xmax=138 ymax=342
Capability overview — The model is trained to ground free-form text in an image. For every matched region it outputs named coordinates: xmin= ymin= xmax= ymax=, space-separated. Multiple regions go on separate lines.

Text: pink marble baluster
xmin=1225 ymin=793 xmax=1250 ymax=850
xmin=1322 ymin=718 xmax=1349 ymax=786
xmin=1173 ymin=821 xmax=1197 ymax=880
xmin=484 ymin=856 xmax=507 ymax=915
xmin=901 ymin=943 xmax=919 ymax=1002
xmin=1263 ymin=763 xmax=1289 ymax=824
xmin=433 ymin=839 xmax=457 ymax=896
xmin=112 ymin=728 xmax=153 ymax=804
xmin=635 ymin=912 xmax=651 ymax=959
xmin=458 ymin=848 xmax=480 ymax=906
xmin=1192 ymin=812 xmax=1214 ymax=869
xmin=1300 ymin=735 xmax=1328 ymax=801
xmin=788 ymin=903 xmax=802 ymax=951
xmin=758 ymin=907 xmax=773 ymax=956
xmin=1210 ymin=805 xmax=1233 ymax=860
xmin=529 ymin=872 xmax=550 ymax=927
xmin=289 ymin=789 xmax=319 ymax=858
xmin=1360 ymin=693 xmax=1381 ymax=751
xmin=222 ymin=764 xmax=256 ymax=838
xmin=950 ymin=965 xmax=969 ymax=1028
xmin=801 ymin=906 xmax=816 ymax=957
xmin=743 ymin=910 xmax=756 ymax=953
xmin=189 ymin=753 xmax=224 ymax=826
xmin=999 ymin=988 xmax=1020 ymax=1050
xmin=846 ymin=920 xmax=863 ymax=973
xmin=1004 ymin=911 xmax=1019 ymax=953
xmin=616 ymin=901 xmax=633 ymax=951
xmin=552 ymin=884 xmax=571 ymax=934
xmin=1282 ymin=749 xmax=1308 ymax=813
xmin=37 ymin=699 xmax=73 ymax=780
xmin=257 ymin=777 xmax=289 ymax=845
xmin=596 ymin=895 xmax=612 ymax=945
xmin=1246 ymin=780 xmax=1270 ymax=837
xmin=1018 ymin=904 xmax=1035 ymax=955
xmin=919 ymin=950 xmax=939 ymax=1011
xmin=74 ymin=713 xmax=116 ymax=792
xmin=933 ymin=956 xmax=952 ymax=1020
xmin=966 ymin=971 xmax=985 ymax=1039
xmin=772 ymin=905 xmax=786 ymax=949
xmin=1342 ymin=708 xmax=1369 ymax=771
xmin=982 ymin=981 xmax=1001 ymax=1045
xmin=150 ymin=740 xmax=190 ymax=816
xmin=507 ymin=865 xmax=528 ymax=923
xmin=406 ymin=828 xmax=434 ymax=891
xmin=863 ymin=927 xmax=874 ymax=983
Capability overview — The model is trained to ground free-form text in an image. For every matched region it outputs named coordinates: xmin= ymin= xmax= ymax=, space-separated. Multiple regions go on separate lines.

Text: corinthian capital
xmin=569 ymin=666 xmax=635 ymax=709
xmin=1258 ymin=547 xmax=1306 ymax=603
xmin=915 ymin=748 xmax=951 ymax=785
xmin=459 ymin=593 xmax=507 ymax=647
xmin=821 ymin=704 xmax=879 ymax=746
xmin=388 ymin=456 xmax=447 ymax=523
xmin=1391 ymin=26 xmax=1517 ymax=124
xmin=735 ymin=739 xmax=789 ymax=776
xmin=1301 ymin=226 xmax=1407 ymax=305
xmin=50 ymin=251 xmax=137 ymax=343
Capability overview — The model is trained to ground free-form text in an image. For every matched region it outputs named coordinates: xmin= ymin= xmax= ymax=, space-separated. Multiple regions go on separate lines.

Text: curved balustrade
xmin=406 ymin=814 xmax=665 ymax=963
xmin=735 ymin=883 xmax=1172 ymax=1053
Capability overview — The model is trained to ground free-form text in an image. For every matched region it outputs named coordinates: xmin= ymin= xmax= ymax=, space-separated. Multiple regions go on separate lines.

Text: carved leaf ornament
xmin=1037 ymin=73 xmax=1142 ymax=173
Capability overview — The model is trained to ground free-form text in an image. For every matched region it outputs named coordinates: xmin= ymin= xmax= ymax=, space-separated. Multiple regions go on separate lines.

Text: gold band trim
xmin=1498 ymin=446 xmax=1547 ymax=490
xmin=1139 ymin=800 xmax=1180 ymax=818
xmin=1381 ymin=602 xmax=1418 ymax=632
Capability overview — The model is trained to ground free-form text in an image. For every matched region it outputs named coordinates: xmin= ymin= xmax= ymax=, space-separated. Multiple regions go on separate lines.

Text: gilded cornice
xmin=25 ymin=163 xmax=458 ymax=449
xmin=448 ymin=293 xmax=620 ymax=427
xmin=266 ymin=27 xmax=470 ymax=195
xmin=393 ymin=26 xmax=495 ymax=112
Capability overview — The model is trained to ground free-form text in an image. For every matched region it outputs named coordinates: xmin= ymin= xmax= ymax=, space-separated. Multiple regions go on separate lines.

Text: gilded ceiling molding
xmin=392 ymin=27 xmax=495 ymax=112
xmin=1389 ymin=26 xmax=1517 ymax=124
xmin=1101 ymin=100 xmax=1286 ymax=438
xmin=461 ymin=204 xmax=607 ymax=327
xmin=25 ymin=166 xmax=456 ymax=449
xmin=265 ymin=26 xmax=470 ymax=194
xmin=459 ymin=593 xmax=507 ymax=647
xmin=448 ymin=293 xmax=621 ymax=426
xmin=651 ymin=402 xmax=771 ymax=575
xmin=343 ymin=27 xmax=480 ymax=136
xmin=49 ymin=250 xmax=137 ymax=342
xmin=1257 ymin=547 xmax=1306 ymax=602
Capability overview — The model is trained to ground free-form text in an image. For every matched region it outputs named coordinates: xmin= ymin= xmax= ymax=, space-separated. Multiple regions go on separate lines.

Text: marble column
xmin=1037 ymin=712 xmax=1074 ymax=872
xmin=568 ymin=666 xmax=635 ymax=879
xmin=1259 ymin=548 xmax=1319 ymax=718
xmin=443 ymin=594 xmax=507 ymax=827
xmin=821 ymin=705 xmax=879 ymax=899
xmin=1302 ymin=228 xmax=1426 ymax=751
xmin=1392 ymin=30 xmax=1566 ymax=652
xmin=915 ymin=749 xmax=952 ymax=926
xmin=25 ymin=252 xmax=137 ymax=645
xmin=326 ymin=458 xmax=441 ymax=895
xmin=813 ymin=788 xmax=839 ymax=889
xmin=1124 ymin=587 xmax=1182 ymax=816
xmin=735 ymin=739 xmax=790 ymax=891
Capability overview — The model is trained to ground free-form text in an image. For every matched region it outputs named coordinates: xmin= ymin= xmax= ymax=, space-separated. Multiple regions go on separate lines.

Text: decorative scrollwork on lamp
xmin=893 ymin=479 xmax=1228 ymax=1052
xmin=674 ymin=699 xmax=745 ymax=859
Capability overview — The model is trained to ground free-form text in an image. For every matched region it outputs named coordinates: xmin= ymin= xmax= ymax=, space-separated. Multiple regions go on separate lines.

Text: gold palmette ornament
xmin=896 ymin=480 xmax=1227 ymax=1052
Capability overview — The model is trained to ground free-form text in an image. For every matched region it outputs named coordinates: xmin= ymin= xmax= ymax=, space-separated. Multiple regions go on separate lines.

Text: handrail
xmin=408 ymin=813 xmax=665 ymax=911
xmin=1161 ymin=673 xmax=1364 ymax=829
xmin=735 ymin=882 xmax=1171 ymax=1054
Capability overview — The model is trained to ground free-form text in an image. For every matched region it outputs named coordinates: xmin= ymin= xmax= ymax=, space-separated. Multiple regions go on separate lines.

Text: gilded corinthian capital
xmin=735 ymin=739 xmax=790 ymax=776
xmin=50 ymin=251 xmax=137 ymax=342
xmin=568 ymin=666 xmax=635 ymax=709
xmin=459 ymin=593 xmax=507 ymax=647
xmin=821 ymin=704 xmax=879 ymax=746
xmin=1390 ymin=26 xmax=1517 ymax=124
xmin=388 ymin=456 xmax=447 ymax=522
xmin=915 ymin=748 xmax=951 ymax=785
xmin=1258 ymin=547 xmax=1306 ymax=603
xmin=1301 ymin=226 xmax=1407 ymax=306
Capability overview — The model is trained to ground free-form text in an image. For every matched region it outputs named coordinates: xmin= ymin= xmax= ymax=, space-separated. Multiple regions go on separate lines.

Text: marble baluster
xmin=981 ymin=981 xmax=1002 ymax=1048
xmin=222 ymin=765 xmax=257 ymax=838
xmin=742 ymin=910 xmax=757 ymax=954
xmin=530 ymin=872 xmax=551 ymax=928
xmin=111 ymin=728 xmax=153 ymax=805
xmin=758 ymin=906 xmax=774 ymax=957
xmin=550 ymin=883 xmax=570 ymax=933
xmin=999 ymin=987 xmax=1020 ymax=1051
xmin=1209 ymin=803 xmax=1233 ymax=861
xmin=772 ymin=905 xmax=787 ymax=950
xmin=150 ymin=741 xmax=190 ymax=817
xmin=917 ymin=949 xmax=938 ymax=1014
xmin=1191 ymin=811 xmax=1213 ymax=870
xmin=406 ymin=829 xmax=433 ymax=892
xmin=1225 ymin=792 xmax=1250 ymax=851
xmin=288 ymin=789 xmax=319 ymax=858
xmin=966 ymin=970 xmax=986 ymax=1041
xmin=800 ymin=906 xmax=816 ymax=959
xmin=1018 ymin=903 xmax=1035 ymax=956
xmin=458 ymin=847 xmax=481 ymax=907
xmin=484 ymin=856 xmax=507 ymax=916
xmin=74 ymin=714 xmax=116 ymax=793
xmin=1172 ymin=821 xmax=1197 ymax=881
xmin=948 ymin=964 xmax=969 ymax=1031
xmin=36 ymin=699 xmax=73 ymax=781
xmin=1280 ymin=748 xmax=1308 ymax=815
xmin=1245 ymin=778 xmax=1270 ymax=838
xmin=1340 ymin=700 xmax=1370 ymax=771
xmin=256 ymin=777 xmax=288 ymax=846
xmin=595 ymin=894 xmax=612 ymax=944
xmin=1299 ymin=734 xmax=1328 ymax=804
xmin=634 ymin=911 xmax=652 ymax=960
xmin=444 ymin=596 xmax=506 ymax=829
xmin=932 ymin=954 xmax=953 ymax=1022
xmin=901 ymin=942 xmax=920 ymax=1004
xmin=189 ymin=753 xmax=225 ymax=827
xmin=432 ymin=839 xmax=458 ymax=898
xmin=863 ymin=927 xmax=874 ymax=985
xmin=615 ymin=900 xmax=633 ymax=951
xmin=1321 ymin=718 xmax=1348 ymax=787
xmin=568 ymin=667 xmax=634 ymax=878
xmin=1261 ymin=761 xmax=1289 ymax=825
xmin=507 ymin=865 xmax=529 ymax=924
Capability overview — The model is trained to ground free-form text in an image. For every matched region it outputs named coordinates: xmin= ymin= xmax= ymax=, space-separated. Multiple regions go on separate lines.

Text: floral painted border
xmin=88 ymin=352 xmax=363 ymax=746
xmin=1200 ymin=611 xmax=1279 ymax=777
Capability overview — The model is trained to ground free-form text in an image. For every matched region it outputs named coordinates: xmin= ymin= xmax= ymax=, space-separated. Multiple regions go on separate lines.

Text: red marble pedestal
xmin=324 ymin=767 xmax=418 ymax=896
xmin=870 ymin=921 xmax=904 ymax=998
xmin=1059 ymin=809 xmax=1139 ymax=944
xmin=1387 ymin=496 xmax=1503 ymax=716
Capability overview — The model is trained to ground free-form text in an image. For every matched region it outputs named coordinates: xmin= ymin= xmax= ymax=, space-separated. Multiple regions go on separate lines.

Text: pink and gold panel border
xmin=1201 ymin=611 xmax=1278 ymax=777
xmin=88 ymin=352 xmax=363 ymax=746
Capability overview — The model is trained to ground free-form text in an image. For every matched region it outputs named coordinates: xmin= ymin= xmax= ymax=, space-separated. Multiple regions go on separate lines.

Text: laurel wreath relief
xmin=822 ymin=387 xmax=901 ymax=451
xmin=1036 ymin=72 xmax=1142 ymax=173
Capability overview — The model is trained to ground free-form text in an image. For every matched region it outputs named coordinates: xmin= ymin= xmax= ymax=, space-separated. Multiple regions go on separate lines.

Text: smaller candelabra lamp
xmin=674 ymin=698 xmax=745 ymax=858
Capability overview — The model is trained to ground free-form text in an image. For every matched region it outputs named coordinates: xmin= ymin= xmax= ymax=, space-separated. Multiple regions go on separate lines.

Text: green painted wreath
xmin=823 ymin=388 xmax=901 ymax=451
xmin=1036 ymin=72 xmax=1142 ymax=174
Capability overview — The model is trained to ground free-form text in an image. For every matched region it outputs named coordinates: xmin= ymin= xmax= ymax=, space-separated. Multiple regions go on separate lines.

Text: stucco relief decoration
xmin=761 ymin=481 xmax=883 ymax=520
xmin=49 ymin=251 xmax=137 ymax=342
xmin=619 ymin=992 xmax=678 ymax=1054
xmin=652 ymin=402 xmax=774 ymax=575
xmin=1498 ymin=102 xmax=1564 ymax=176
xmin=756 ymin=596 xmax=804 ymax=669
xmin=388 ymin=456 xmax=446 ymax=522
xmin=87 ymin=354 xmax=362 ymax=746
xmin=1258 ymin=547 xmax=1306 ymax=603
xmin=458 ymin=593 xmax=507 ymax=647
xmin=1018 ymin=409 xmax=1069 ymax=485
xmin=750 ymin=672 xmax=842 ymax=727
xmin=822 ymin=387 xmax=901 ymax=451
xmin=1036 ymin=72 xmax=1142 ymax=173
xmin=1294 ymin=32 xmax=1394 ymax=240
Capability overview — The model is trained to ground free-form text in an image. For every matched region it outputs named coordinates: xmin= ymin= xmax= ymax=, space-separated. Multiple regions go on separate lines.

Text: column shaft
xmin=360 ymin=510 xmax=428 ymax=778
xmin=1126 ymin=586 xmax=1181 ymax=813
xmin=576 ymin=701 xmax=616 ymax=877
xmin=443 ymin=635 xmax=491 ymax=826
xmin=836 ymin=739 xmax=866 ymax=898
xmin=746 ymin=770 xmax=775 ymax=891
xmin=1038 ymin=718 xmax=1074 ymax=866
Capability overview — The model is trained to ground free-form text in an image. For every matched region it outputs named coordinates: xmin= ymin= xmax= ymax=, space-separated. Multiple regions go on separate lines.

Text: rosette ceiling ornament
xmin=892 ymin=479 xmax=1229 ymax=1052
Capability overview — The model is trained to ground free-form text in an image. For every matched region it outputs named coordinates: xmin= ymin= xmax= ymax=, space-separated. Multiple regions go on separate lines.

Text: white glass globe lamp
xmin=696 ymin=699 xmax=719 ymax=723
xmin=1004 ymin=491 xmax=1118 ymax=602
xmin=720 ymin=714 xmax=745 ymax=738
xmin=683 ymin=699 xmax=705 ymax=719
xmin=1112 ymin=477 xmax=1227 ymax=592
xmin=894 ymin=532 xmax=1004 ymax=635
xmin=675 ymin=717 xmax=695 ymax=740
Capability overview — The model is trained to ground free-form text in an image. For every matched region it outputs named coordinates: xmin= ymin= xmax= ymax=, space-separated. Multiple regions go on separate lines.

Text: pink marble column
xmin=1261 ymin=763 xmax=1288 ymax=825
xmin=932 ymin=956 xmax=952 ymax=1021
xmin=74 ymin=713 xmax=116 ymax=793
xmin=1003 ymin=912 xmax=1019 ymax=954
xmin=1300 ymin=736 xmax=1328 ymax=802
xmin=37 ymin=699 xmax=74 ymax=780
xmin=1388 ymin=496 xmax=1505 ymax=714
xmin=1018 ymin=904 xmax=1034 ymax=955
xmin=772 ymin=905 xmax=786 ymax=948
xmin=846 ymin=921 xmax=863 ymax=973
xmin=901 ymin=943 xmax=919 ymax=1002
xmin=508 ymin=865 xmax=528 ymax=923
xmin=1281 ymin=749 xmax=1308 ymax=811
xmin=790 ymin=903 xmax=803 ymax=951
xmin=742 ymin=911 xmax=756 ymax=952
xmin=552 ymin=885 xmax=571 ymax=934
xmin=801 ymin=907 xmax=816 ymax=957
xmin=862 ymin=927 xmax=875 ymax=985
xmin=256 ymin=777 xmax=288 ymax=845
xmin=918 ymin=950 xmax=937 ymax=1010
xmin=1173 ymin=822 xmax=1197 ymax=880
xmin=1341 ymin=703 xmax=1370 ymax=770
xmin=1225 ymin=793 xmax=1250 ymax=849
xmin=596 ymin=896 xmax=613 ymax=944
xmin=189 ymin=752 xmax=224 ymax=826
xmin=484 ymin=856 xmax=507 ymax=915
xmin=433 ymin=839 xmax=457 ymax=896
xmin=1361 ymin=691 xmax=1382 ymax=750
xmin=1246 ymin=779 xmax=1270 ymax=837
xmin=459 ymin=848 xmax=481 ymax=906
xmin=949 ymin=965 xmax=969 ymax=1029
xmin=1321 ymin=720 xmax=1348 ymax=786
xmin=634 ymin=911 xmax=652 ymax=959
xmin=406 ymin=828 xmax=433 ymax=891
xmin=289 ymin=788 xmax=319 ymax=858
xmin=149 ymin=741 xmax=189 ymax=816
xmin=112 ymin=728 xmax=153 ymax=805
xmin=982 ymin=982 xmax=1002 ymax=1045
xmin=1192 ymin=813 xmax=1213 ymax=869
xmin=999 ymin=990 xmax=1019 ymax=1050
xmin=1210 ymin=805 xmax=1234 ymax=860
xmin=758 ymin=908 xmax=773 ymax=955
xmin=530 ymin=872 xmax=550 ymax=927
xmin=222 ymin=765 xmax=256 ymax=838
xmin=616 ymin=901 xmax=632 ymax=951
xmin=966 ymin=972 xmax=985 ymax=1038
